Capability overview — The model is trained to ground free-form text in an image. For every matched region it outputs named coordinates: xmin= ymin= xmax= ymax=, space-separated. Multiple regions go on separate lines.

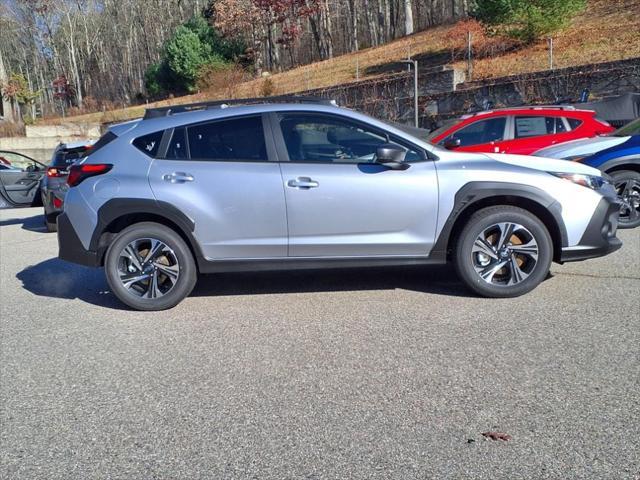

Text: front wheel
xmin=454 ymin=206 xmax=553 ymax=298
xmin=104 ymin=222 xmax=197 ymax=311
xmin=610 ymin=170 xmax=640 ymax=229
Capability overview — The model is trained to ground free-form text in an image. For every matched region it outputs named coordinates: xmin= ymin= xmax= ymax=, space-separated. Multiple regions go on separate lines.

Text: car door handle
xmin=287 ymin=177 xmax=319 ymax=189
xmin=163 ymin=172 xmax=194 ymax=184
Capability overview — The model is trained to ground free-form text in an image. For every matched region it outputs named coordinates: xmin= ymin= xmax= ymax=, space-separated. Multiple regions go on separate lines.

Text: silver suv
xmin=58 ymin=97 xmax=622 ymax=310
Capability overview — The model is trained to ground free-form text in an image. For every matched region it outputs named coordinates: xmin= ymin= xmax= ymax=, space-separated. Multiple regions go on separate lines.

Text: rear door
xmin=0 ymin=151 xmax=45 ymax=208
xmin=147 ymin=114 xmax=288 ymax=260
xmin=500 ymin=115 xmax=574 ymax=154
xmin=271 ymin=112 xmax=439 ymax=257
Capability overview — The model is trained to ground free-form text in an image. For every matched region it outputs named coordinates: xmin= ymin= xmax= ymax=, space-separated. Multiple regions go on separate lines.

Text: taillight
xmin=53 ymin=196 xmax=63 ymax=209
xmin=67 ymin=163 xmax=112 ymax=187
xmin=46 ymin=167 xmax=66 ymax=178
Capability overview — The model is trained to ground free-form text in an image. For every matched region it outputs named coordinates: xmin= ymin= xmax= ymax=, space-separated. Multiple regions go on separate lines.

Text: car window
xmin=133 ymin=131 xmax=163 ymax=157
xmin=567 ymin=118 xmax=583 ymax=130
xmin=51 ymin=145 xmax=92 ymax=167
xmin=0 ymin=152 xmax=40 ymax=171
xmin=440 ymin=117 xmax=506 ymax=147
xmin=187 ymin=115 xmax=267 ymax=161
xmin=514 ymin=116 xmax=566 ymax=138
xmin=166 ymin=128 xmax=188 ymax=160
xmin=279 ymin=113 xmax=422 ymax=163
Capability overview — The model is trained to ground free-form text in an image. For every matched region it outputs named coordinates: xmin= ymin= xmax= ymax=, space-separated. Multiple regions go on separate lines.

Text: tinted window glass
xmin=52 ymin=145 xmax=92 ymax=167
xmin=187 ymin=116 xmax=266 ymax=161
xmin=441 ymin=117 xmax=506 ymax=147
xmin=166 ymin=128 xmax=188 ymax=159
xmin=514 ymin=116 xmax=566 ymax=138
xmin=279 ymin=113 xmax=421 ymax=163
xmin=133 ymin=131 xmax=163 ymax=157
xmin=567 ymin=118 xmax=583 ymax=130
xmin=91 ymin=131 xmax=117 ymax=155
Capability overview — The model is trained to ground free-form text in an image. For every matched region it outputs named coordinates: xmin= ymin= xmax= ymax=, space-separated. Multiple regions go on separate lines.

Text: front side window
xmin=514 ymin=116 xmax=566 ymax=138
xmin=187 ymin=116 xmax=266 ymax=161
xmin=279 ymin=113 xmax=422 ymax=163
xmin=441 ymin=117 xmax=506 ymax=147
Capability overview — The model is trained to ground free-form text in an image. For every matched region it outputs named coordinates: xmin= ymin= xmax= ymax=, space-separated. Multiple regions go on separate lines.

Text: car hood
xmin=483 ymin=153 xmax=602 ymax=176
xmin=534 ymin=135 xmax=628 ymax=159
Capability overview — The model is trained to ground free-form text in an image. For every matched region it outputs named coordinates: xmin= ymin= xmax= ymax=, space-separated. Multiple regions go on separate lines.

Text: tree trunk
xmin=404 ymin=0 xmax=414 ymax=35
xmin=0 ymin=48 xmax=14 ymax=122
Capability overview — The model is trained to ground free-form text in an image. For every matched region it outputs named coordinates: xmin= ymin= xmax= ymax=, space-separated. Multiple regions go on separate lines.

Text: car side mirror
xmin=375 ymin=143 xmax=410 ymax=170
xmin=443 ymin=137 xmax=461 ymax=150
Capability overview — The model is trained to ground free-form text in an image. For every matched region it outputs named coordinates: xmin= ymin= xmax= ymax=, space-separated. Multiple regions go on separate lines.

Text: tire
xmin=609 ymin=170 xmax=640 ymax=229
xmin=454 ymin=206 xmax=553 ymax=298
xmin=104 ymin=222 xmax=197 ymax=311
xmin=45 ymin=216 xmax=57 ymax=232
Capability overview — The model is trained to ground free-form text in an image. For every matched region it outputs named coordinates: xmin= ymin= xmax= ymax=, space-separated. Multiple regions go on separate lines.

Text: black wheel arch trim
xmin=429 ymin=181 xmax=568 ymax=262
xmin=90 ymin=198 xmax=206 ymax=267
xmin=599 ymin=156 xmax=640 ymax=173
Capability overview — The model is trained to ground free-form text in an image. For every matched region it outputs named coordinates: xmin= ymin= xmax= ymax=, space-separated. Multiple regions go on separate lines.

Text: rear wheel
xmin=45 ymin=214 xmax=57 ymax=232
xmin=104 ymin=222 xmax=197 ymax=311
xmin=610 ymin=170 xmax=640 ymax=229
xmin=454 ymin=206 xmax=553 ymax=298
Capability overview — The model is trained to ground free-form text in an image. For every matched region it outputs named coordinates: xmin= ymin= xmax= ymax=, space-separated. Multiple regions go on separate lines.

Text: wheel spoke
xmin=122 ymin=244 xmax=143 ymax=271
xmin=154 ymin=263 xmax=179 ymax=283
xmin=510 ymin=239 xmax=538 ymax=260
xmin=478 ymin=260 xmax=508 ymax=282
xmin=472 ymin=237 xmax=498 ymax=259
xmin=142 ymin=239 xmax=165 ymax=265
xmin=507 ymin=255 xmax=530 ymax=285
xmin=120 ymin=272 xmax=149 ymax=289
xmin=496 ymin=222 xmax=517 ymax=250
xmin=143 ymin=270 xmax=162 ymax=299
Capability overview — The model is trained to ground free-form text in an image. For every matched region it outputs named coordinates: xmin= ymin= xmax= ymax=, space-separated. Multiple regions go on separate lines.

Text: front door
xmin=272 ymin=112 xmax=439 ymax=257
xmin=0 ymin=151 xmax=45 ymax=208
xmin=147 ymin=114 xmax=287 ymax=260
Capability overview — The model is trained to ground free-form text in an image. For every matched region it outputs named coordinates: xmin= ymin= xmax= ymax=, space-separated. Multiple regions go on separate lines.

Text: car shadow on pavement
xmin=192 ymin=265 xmax=473 ymax=298
xmin=17 ymin=259 xmax=473 ymax=310
xmin=16 ymin=258 xmax=125 ymax=310
xmin=0 ymin=213 xmax=48 ymax=233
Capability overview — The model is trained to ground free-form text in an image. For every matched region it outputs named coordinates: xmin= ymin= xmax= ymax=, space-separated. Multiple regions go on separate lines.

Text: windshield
xmin=613 ymin=117 xmax=640 ymax=136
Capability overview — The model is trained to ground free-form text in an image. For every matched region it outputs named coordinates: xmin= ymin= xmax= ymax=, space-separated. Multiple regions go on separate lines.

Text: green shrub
xmin=473 ymin=0 xmax=587 ymax=43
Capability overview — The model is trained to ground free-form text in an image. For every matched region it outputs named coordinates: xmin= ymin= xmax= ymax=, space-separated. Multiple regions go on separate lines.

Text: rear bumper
xmin=57 ymin=212 xmax=101 ymax=267
xmin=560 ymin=197 xmax=622 ymax=262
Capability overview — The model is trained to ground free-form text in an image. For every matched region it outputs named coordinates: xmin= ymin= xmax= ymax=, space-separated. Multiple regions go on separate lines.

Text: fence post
xmin=467 ymin=31 xmax=473 ymax=81
xmin=548 ymin=37 xmax=554 ymax=70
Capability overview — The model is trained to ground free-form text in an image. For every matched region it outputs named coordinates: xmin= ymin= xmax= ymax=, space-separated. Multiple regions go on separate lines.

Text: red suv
xmin=428 ymin=106 xmax=614 ymax=155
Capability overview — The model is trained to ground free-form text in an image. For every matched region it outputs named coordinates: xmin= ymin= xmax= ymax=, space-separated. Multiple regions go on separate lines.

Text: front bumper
xmin=560 ymin=196 xmax=622 ymax=262
xmin=57 ymin=212 xmax=101 ymax=267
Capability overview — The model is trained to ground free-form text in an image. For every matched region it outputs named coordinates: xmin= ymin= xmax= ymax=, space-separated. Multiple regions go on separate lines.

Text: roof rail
xmin=143 ymin=95 xmax=337 ymax=120
xmin=464 ymin=105 xmax=581 ymax=118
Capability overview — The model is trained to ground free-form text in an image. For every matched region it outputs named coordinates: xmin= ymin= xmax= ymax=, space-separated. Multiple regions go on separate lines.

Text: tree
xmin=474 ymin=0 xmax=586 ymax=43
xmin=2 ymin=73 xmax=40 ymax=122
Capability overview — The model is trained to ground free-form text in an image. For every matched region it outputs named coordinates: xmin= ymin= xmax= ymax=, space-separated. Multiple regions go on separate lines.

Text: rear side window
xmin=187 ymin=116 xmax=266 ymax=161
xmin=567 ymin=118 xmax=583 ymax=130
xmin=514 ymin=116 xmax=565 ymax=138
xmin=133 ymin=131 xmax=163 ymax=157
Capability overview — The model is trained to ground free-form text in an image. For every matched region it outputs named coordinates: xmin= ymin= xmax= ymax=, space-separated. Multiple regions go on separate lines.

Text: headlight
xmin=549 ymin=172 xmax=607 ymax=190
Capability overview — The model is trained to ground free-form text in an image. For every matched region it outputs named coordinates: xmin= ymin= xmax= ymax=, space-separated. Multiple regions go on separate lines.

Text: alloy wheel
xmin=614 ymin=177 xmax=640 ymax=226
xmin=117 ymin=238 xmax=180 ymax=299
xmin=472 ymin=222 xmax=539 ymax=286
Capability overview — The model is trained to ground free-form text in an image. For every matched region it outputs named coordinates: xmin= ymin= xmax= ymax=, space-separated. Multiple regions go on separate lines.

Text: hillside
xmin=51 ymin=0 xmax=640 ymax=126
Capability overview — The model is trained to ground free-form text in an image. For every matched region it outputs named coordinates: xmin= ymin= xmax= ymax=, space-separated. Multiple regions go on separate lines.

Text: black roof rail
xmin=143 ymin=95 xmax=337 ymax=120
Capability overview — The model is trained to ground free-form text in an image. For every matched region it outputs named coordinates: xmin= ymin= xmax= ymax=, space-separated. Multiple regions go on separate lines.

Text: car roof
xmin=460 ymin=106 xmax=595 ymax=120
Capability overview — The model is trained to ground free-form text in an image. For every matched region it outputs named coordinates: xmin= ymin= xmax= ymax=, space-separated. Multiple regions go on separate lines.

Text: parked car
xmin=0 ymin=151 xmax=45 ymax=209
xmin=428 ymin=106 xmax=614 ymax=155
xmin=58 ymin=97 xmax=621 ymax=311
xmin=41 ymin=141 xmax=95 ymax=232
xmin=535 ymin=118 xmax=640 ymax=228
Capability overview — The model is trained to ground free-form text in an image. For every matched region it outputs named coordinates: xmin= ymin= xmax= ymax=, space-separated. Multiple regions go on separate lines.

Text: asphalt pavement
xmin=1 ymin=207 xmax=639 ymax=479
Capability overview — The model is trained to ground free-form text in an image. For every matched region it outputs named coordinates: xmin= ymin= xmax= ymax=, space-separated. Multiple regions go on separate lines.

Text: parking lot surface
xmin=1 ymin=207 xmax=639 ymax=479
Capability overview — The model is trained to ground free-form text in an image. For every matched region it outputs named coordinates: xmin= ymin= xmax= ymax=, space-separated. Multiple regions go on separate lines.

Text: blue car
xmin=578 ymin=120 xmax=640 ymax=228
xmin=537 ymin=118 xmax=640 ymax=228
